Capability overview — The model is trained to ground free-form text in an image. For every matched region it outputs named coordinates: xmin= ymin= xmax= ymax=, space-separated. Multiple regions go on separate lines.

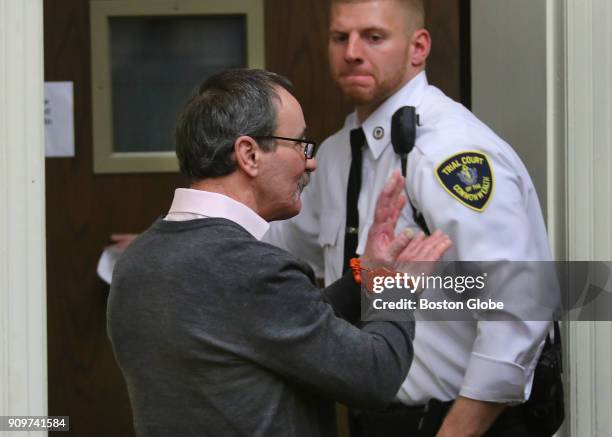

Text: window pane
xmin=110 ymin=16 xmax=246 ymax=152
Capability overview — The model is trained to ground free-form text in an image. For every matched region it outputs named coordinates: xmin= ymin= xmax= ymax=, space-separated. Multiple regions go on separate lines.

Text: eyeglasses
xmin=256 ymin=135 xmax=316 ymax=159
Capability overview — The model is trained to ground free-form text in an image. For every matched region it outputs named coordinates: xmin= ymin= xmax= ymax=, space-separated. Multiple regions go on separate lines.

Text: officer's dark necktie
xmin=343 ymin=127 xmax=365 ymax=274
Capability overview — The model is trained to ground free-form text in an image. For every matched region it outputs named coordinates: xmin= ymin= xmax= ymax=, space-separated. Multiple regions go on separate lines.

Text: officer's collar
xmin=352 ymin=71 xmax=428 ymax=160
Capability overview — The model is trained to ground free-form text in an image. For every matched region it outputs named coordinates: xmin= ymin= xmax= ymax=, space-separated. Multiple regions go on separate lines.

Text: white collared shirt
xmin=264 ymin=71 xmax=552 ymax=405
xmin=166 ymin=188 xmax=269 ymax=241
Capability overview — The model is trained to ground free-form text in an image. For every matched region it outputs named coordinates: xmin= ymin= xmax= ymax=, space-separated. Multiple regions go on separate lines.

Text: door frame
xmin=0 ymin=0 xmax=48 ymax=430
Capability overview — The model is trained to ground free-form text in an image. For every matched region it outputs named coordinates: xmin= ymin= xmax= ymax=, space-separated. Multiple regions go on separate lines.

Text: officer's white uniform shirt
xmin=264 ymin=71 xmax=552 ymax=405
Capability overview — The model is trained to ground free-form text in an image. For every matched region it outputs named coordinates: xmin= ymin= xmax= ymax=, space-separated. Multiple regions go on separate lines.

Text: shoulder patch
xmin=435 ymin=151 xmax=494 ymax=212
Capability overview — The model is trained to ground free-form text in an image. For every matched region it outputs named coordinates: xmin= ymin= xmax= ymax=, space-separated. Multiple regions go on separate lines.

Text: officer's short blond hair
xmin=330 ymin=0 xmax=426 ymax=33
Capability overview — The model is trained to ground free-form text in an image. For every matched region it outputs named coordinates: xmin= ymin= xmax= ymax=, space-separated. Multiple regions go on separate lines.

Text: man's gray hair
xmin=175 ymin=69 xmax=294 ymax=181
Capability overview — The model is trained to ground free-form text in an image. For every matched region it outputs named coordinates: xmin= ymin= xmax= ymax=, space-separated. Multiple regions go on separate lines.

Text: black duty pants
xmin=350 ymin=401 xmax=548 ymax=437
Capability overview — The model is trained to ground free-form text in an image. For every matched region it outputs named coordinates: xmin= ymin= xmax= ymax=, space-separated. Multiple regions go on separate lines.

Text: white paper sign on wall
xmin=44 ymin=81 xmax=75 ymax=158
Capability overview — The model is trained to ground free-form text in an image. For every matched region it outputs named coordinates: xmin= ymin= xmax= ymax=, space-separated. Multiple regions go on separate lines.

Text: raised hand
xmin=393 ymin=230 xmax=452 ymax=281
xmin=360 ymin=171 xmax=410 ymax=270
xmin=361 ymin=172 xmax=452 ymax=273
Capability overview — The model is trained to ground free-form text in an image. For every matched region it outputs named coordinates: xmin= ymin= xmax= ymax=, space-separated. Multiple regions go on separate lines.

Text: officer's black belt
xmin=350 ymin=399 xmax=529 ymax=437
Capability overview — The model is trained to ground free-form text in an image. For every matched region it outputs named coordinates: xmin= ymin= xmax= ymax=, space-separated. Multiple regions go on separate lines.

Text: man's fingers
xmin=386 ymin=228 xmax=414 ymax=260
xmin=398 ymin=232 xmax=427 ymax=259
xmin=386 ymin=170 xmax=403 ymax=195
xmin=373 ymin=172 xmax=405 ymax=225
xmin=419 ymin=233 xmax=452 ymax=261
xmin=109 ymin=233 xmax=138 ymax=250
xmin=111 ymin=233 xmax=135 ymax=242
xmin=389 ymin=194 xmax=407 ymax=225
xmin=377 ymin=171 xmax=404 ymax=208
xmin=414 ymin=230 xmax=443 ymax=256
xmin=396 ymin=230 xmax=451 ymax=262
xmin=374 ymin=194 xmax=407 ymax=237
xmin=430 ymin=237 xmax=452 ymax=261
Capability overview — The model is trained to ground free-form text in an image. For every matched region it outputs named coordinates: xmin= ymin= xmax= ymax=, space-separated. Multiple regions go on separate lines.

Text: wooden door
xmin=44 ymin=1 xmax=467 ymax=435
xmin=44 ymin=2 xmax=186 ymax=436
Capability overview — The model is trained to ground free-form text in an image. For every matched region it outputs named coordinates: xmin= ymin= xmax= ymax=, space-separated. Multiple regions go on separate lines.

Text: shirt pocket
xmin=317 ymin=214 xmax=343 ymax=286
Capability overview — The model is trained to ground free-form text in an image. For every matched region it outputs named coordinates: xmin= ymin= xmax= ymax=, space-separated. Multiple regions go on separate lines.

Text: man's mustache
xmin=298 ymin=173 xmax=311 ymax=192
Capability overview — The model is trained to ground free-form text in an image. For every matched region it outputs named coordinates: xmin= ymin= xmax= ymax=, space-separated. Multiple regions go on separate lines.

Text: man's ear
xmin=410 ymin=29 xmax=431 ymax=68
xmin=234 ymin=135 xmax=261 ymax=177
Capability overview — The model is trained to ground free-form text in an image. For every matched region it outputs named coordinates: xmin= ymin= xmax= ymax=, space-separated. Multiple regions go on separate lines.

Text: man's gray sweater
xmin=107 ymin=218 xmax=414 ymax=437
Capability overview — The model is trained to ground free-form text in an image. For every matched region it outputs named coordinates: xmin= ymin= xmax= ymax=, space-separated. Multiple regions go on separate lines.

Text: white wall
xmin=471 ymin=0 xmax=549 ymax=220
xmin=0 ymin=0 xmax=48 ymax=435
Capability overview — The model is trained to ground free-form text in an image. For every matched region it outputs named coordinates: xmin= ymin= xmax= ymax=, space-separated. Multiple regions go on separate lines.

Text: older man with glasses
xmin=107 ymin=68 xmax=451 ymax=437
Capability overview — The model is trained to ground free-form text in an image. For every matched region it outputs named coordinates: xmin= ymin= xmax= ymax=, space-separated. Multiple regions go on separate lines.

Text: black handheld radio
xmin=391 ymin=106 xmax=418 ymax=177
